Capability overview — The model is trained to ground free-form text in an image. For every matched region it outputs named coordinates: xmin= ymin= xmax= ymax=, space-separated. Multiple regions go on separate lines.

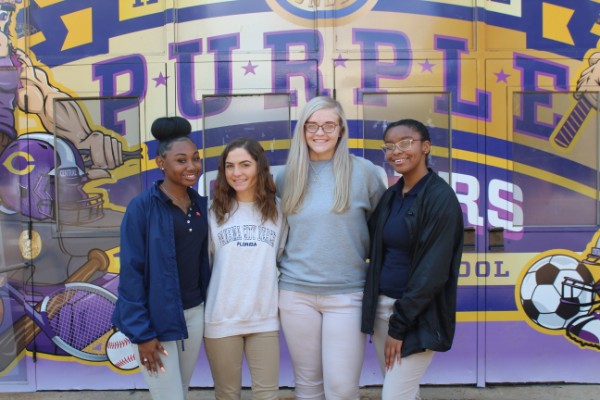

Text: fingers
xmin=85 ymin=168 xmax=111 ymax=179
xmin=158 ymin=343 xmax=169 ymax=356
xmin=384 ymin=345 xmax=394 ymax=371
xmin=589 ymin=53 xmax=600 ymax=67
xmin=142 ymin=354 xmax=165 ymax=375
xmin=102 ymin=135 xmax=117 ymax=169
xmin=152 ymin=343 xmax=167 ymax=373
xmin=14 ymin=49 xmax=31 ymax=66
xmin=384 ymin=336 xmax=403 ymax=371
xmin=138 ymin=339 xmax=167 ymax=375
xmin=82 ymin=131 xmax=125 ymax=173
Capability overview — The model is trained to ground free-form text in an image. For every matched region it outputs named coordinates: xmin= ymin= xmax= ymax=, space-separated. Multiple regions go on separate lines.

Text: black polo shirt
xmin=380 ymin=172 xmax=430 ymax=299
xmin=164 ymin=194 xmax=207 ymax=310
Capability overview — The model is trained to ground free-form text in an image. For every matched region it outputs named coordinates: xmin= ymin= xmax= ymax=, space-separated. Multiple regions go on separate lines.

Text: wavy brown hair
xmin=211 ymin=137 xmax=278 ymax=225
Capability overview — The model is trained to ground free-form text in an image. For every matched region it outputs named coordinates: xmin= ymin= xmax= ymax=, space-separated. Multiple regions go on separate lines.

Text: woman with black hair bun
xmin=113 ymin=116 xmax=211 ymax=400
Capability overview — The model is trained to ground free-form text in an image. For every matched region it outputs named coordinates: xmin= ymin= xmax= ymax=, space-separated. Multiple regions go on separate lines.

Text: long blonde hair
xmin=281 ymin=96 xmax=352 ymax=214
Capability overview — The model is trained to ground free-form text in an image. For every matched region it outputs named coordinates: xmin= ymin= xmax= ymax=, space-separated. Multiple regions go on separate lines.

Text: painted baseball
xmin=106 ymin=331 xmax=138 ymax=370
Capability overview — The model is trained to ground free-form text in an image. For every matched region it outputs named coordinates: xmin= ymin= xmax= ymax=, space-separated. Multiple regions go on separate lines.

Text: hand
xmin=384 ymin=335 xmax=403 ymax=371
xmin=575 ymin=52 xmax=600 ymax=108
xmin=137 ymin=338 xmax=168 ymax=374
xmin=78 ymin=131 xmax=123 ymax=178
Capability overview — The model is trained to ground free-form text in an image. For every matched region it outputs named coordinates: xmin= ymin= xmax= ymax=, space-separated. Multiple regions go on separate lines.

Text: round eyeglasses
xmin=304 ymin=122 xmax=338 ymax=134
xmin=381 ymin=138 xmax=422 ymax=153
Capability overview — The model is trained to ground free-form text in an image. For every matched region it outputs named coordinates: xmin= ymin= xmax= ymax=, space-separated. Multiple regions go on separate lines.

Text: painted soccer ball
xmin=520 ymin=255 xmax=595 ymax=330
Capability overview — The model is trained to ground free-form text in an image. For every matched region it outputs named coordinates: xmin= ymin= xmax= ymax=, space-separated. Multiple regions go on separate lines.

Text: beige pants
xmin=132 ymin=303 xmax=204 ymax=400
xmin=279 ymin=290 xmax=365 ymax=400
xmin=204 ymin=331 xmax=280 ymax=400
xmin=374 ymin=295 xmax=434 ymax=400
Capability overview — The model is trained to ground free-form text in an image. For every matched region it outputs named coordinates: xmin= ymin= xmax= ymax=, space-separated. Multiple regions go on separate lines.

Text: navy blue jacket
xmin=112 ymin=181 xmax=211 ymax=344
xmin=361 ymin=171 xmax=464 ymax=357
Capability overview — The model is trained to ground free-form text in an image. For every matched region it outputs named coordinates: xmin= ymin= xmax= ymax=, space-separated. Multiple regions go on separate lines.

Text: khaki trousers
xmin=204 ymin=331 xmax=280 ymax=400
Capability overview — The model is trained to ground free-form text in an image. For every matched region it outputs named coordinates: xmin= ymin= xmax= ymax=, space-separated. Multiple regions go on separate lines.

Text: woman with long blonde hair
xmin=277 ymin=96 xmax=386 ymax=399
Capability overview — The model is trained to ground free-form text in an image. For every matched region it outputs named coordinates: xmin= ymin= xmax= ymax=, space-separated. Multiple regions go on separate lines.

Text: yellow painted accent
xmin=185 ymin=0 xmax=237 ymax=5
xmin=458 ymin=253 xmax=539 ymax=286
xmin=591 ymin=23 xmax=600 ymax=36
xmin=365 ymin=140 xmax=597 ymax=200
xmin=34 ymin=0 xmax=64 ymax=6
xmin=105 ymin=247 xmax=121 ymax=274
xmin=24 ymin=349 xmax=139 ymax=373
xmin=61 ymin=8 xmax=93 ymax=51
xmin=457 ymin=311 xmax=524 ymax=322
xmin=119 ymin=0 xmax=165 ymax=22
xmin=542 ymin=3 xmax=575 ymax=45
xmin=449 ymin=149 xmax=596 ymax=200
xmin=0 ymin=350 xmax=24 ymax=377
xmin=457 ymin=311 xmax=565 ymax=324
xmin=513 ymin=161 xmax=596 ymax=199
xmin=28 ymin=31 xmax=46 ymax=47
xmin=2 ymin=151 xmax=35 ymax=175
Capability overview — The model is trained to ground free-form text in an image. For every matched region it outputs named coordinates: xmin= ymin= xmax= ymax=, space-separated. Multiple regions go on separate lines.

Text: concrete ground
xmin=0 ymin=385 xmax=598 ymax=400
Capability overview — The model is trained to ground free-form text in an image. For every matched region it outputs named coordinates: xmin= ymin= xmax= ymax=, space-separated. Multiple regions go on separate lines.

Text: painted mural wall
xmin=0 ymin=0 xmax=599 ymax=391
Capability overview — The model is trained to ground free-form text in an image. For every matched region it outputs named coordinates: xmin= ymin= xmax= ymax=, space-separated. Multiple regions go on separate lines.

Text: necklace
xmin=160 ymin=184 xmax=191 ymax=213
xmin=309 ymin=161 xmax=329 ymax=182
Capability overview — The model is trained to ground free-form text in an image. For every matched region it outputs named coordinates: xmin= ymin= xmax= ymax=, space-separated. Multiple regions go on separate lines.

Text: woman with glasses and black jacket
xmin=361 ymin=119 xmax=464 ymax=400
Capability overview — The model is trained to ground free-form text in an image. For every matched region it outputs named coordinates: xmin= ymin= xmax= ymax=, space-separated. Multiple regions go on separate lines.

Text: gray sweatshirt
xmin=276 ymin=156 xmax=386 ymax=294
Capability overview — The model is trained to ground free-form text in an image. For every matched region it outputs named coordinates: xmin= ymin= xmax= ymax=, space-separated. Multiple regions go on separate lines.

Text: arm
xmin=367 ymin=161 xmax=387 ymax=215
xmin=201 ymin=199 xmax=212 ymax=297
xmin=388 ymin=188 xmax=463 ymax=340
xmin=116 ymin=199 xmax=155 ymax=343
xmin=15 ymin=50 xmax=124 ymax=178
xmin=117 ymin=198 xmax=169 ymax=373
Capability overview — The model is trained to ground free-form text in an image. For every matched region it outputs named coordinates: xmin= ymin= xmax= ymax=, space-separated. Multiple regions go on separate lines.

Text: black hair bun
xmin=150 ymin=116 xmax=192 ymax=141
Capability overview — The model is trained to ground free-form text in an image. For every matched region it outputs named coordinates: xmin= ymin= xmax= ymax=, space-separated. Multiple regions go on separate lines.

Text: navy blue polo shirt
xmin=163 ymin=192 xmax=207 ymax=310
xmin=379 ymin=172 xmax=430 ymax=299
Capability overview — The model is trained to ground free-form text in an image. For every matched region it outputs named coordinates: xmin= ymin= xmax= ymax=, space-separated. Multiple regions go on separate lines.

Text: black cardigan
xmin=361 ymin=171 xmax=464 ymax=357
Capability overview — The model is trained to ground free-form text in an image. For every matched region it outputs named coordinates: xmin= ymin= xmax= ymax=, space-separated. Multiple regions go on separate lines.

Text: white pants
xmin=132 ymin=303 xmax=205 ymax=400
xmin=279 ymin=289 xmax=365 ymax=400
xmin=373 ymin=295 xmax=434 ymax=400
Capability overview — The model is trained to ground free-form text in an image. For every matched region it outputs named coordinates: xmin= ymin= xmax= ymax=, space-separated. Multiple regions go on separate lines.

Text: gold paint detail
xmin=61 ymin=8 xmax=93 ymax=51
xmin=542 ymin=3 xmax=575 ymax=45
xmin=3 ymin=151 xmax=35 ymax=175
xmin=18 ymin=230 xmax=42 ymax=260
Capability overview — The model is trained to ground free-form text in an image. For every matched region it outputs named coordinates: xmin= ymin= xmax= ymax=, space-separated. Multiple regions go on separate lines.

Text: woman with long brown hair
xmin=204 ymin=137 xmax=285 ymax=400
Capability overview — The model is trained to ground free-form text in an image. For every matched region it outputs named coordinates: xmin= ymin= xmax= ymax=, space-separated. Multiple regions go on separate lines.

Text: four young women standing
xmin=114 ymin=103 xmax=464 ymax=400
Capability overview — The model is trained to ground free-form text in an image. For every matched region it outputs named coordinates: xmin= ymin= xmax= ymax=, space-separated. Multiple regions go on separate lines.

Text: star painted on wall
xmin=419 ymin=59 xmax=435 ymax=72
xmin=242 ymin=61 xmax=258 ymax=76
xmin=334 ymin=54 xmax=348 ymax=68
xmin=153 ymin=72 xmax=168 ymax=87
xmin=494 ymin=69 xmax=510 ymax=83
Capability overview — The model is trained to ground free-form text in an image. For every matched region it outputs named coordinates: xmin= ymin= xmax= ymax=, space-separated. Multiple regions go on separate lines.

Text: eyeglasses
xmin=304 ymin=122 xmax=338 ymax=134
xmin=381 ymin=138 xmax=422 ymax=153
